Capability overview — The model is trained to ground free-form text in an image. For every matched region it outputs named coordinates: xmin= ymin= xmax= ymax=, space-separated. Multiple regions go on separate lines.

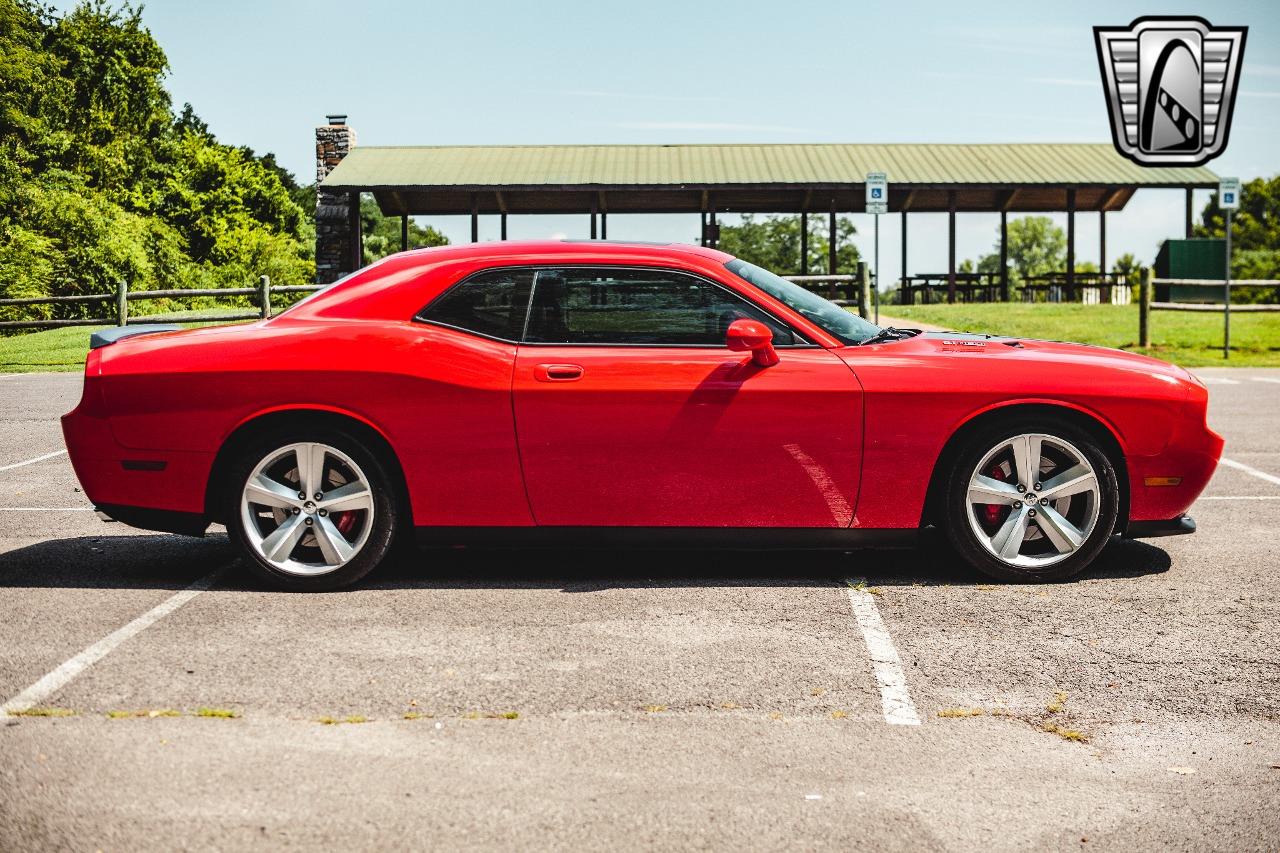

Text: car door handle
xmin=534 ymin=363 xmax=585 ymax=382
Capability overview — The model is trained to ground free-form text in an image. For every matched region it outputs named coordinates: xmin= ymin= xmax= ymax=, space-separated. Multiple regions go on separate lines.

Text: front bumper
xmin=1126 ymin=515 xmax=1196 ymax=538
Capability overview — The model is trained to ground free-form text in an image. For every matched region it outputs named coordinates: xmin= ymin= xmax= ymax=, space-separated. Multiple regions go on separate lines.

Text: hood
xmin=892 ymin=330 xmax=1195 ymax=382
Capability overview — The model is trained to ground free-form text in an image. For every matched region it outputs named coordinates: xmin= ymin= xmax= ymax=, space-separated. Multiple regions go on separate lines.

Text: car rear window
xmin=416 ymin=269 xmax=534 ymax=341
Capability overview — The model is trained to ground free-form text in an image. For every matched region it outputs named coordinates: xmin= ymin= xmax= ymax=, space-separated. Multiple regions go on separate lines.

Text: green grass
xmin=6 ymin=302 xmax=1275 ymax=372
xmin=878 ymin=303 xmax=1280 ymax=367
xmin=0 ymin=309 xmax=253 ymax=373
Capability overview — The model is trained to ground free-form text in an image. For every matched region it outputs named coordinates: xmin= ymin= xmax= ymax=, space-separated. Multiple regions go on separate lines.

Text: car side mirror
xmin=725 ymin=318 xmax=779 ymax=367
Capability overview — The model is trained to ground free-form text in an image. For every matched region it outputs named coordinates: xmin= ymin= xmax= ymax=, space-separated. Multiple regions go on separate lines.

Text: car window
xmin=523 ymin=267 xmax=800 ymax=346
xmin=416 ymin=268 xmax=534 ymax=341
xmin=724 ymin=258 xmax=881 ymax=345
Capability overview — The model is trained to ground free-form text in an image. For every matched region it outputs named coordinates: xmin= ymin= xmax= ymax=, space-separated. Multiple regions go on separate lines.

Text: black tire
xmin=225 ymin=427 xmax=401 ymax=592
xmin=941 ymin=418 xmax=1119 ymax=582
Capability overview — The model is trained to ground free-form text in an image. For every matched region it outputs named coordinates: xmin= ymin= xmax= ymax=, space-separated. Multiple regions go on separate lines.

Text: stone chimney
xmin=315 ymin=115 xmax=358 ymax=283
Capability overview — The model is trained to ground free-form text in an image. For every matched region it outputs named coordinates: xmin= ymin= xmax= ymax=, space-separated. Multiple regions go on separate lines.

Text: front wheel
xmin=226 ymin=430 xmax=400 ymax=591
xmin=942 ymin=421 xmax=1119 ymax=582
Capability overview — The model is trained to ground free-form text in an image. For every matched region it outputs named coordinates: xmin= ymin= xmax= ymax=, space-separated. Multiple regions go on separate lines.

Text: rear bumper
xmin=95 ymin=503 xmax=208 ymax=537
xmin=1126 ymin=515 xmax=1196 ymax=538
xmin=62 ymin=393 xmax=214 ymax=521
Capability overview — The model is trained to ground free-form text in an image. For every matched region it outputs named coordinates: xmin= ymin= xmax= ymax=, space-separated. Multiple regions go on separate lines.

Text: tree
xmin=975 ymin=216 xmax=1067 ymax=291
xmin=359 ymin=195 xmax=449 ymax=264
xmin=716 ymin=214 xmax=860 ymax=276
xmin=0 ymin=0 xmax=317 ymax=320
xmin=1195 ymin=175 xmax=1280 ymax=281
xmin=1111 ymin=252 xmax=1139 ymax=284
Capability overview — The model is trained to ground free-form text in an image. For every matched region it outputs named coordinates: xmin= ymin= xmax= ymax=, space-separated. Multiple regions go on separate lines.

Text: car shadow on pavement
xmin=0 ymin=532 xmax=1170 ymax=591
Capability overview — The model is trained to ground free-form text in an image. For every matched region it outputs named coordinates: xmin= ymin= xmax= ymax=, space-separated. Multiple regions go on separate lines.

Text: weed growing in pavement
xmin=1046 ymin=691 xmax=1068 ymax=714
xmin=8 ymin=707 xmax=75 ymax=717
xmin=937 ymin=707 xmax=985 ymax=718
xmin=1043 ymin=723 xmax=1088 ymax=742
xmin=195 ymin=708 xmax=239 ymax=719
xmin=643 ymin=704 xmax=667 ymax=713
xmin=106 ymin=709 xmax=181 ymax=719
xmin=317 ymin=715 xmax=369 ymax=725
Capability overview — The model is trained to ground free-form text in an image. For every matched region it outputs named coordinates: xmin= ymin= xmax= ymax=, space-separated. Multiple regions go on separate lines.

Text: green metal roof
xmin=321 ymin=143 xmax=1217 ymax=190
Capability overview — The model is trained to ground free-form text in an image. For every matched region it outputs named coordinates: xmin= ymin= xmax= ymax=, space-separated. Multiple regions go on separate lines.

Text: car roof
xmin=399 ymin=239 xmax=734 ymax=265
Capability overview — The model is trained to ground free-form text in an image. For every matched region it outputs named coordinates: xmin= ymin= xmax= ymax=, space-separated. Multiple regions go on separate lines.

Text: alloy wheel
xmin=239 ymin=442 xmax=376 ymax=576
xmin=964 ymin=433 xmax=1102 ymax=569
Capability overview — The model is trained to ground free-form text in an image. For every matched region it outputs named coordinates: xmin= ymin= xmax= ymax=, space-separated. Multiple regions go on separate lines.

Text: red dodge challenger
xmin=62 ymin=241 xmax=1222 ymax=591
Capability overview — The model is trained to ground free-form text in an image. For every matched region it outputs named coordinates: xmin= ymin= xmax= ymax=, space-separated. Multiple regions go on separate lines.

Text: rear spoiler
xmin=89 ymin=324 xmax=182 ymax=350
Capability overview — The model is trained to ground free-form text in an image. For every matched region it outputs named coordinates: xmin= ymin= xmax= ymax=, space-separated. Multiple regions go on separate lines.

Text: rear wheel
xmin=226 ymin=430 xmax=399 ymax=591
xmin=942 ymin=420 xmax=1119 ymax=582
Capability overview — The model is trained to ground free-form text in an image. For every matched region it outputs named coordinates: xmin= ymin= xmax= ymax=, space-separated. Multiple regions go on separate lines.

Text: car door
xmin=511 ymin=266 xmax=863 ymax=528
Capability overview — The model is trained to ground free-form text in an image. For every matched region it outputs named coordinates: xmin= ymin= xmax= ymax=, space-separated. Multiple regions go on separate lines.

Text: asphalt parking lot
xmin=1 ymin=369 xmax=1278 ymax=851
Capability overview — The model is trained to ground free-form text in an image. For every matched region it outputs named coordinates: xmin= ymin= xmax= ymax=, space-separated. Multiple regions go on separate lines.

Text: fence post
xmin=856 ymin=262 xmax=870 ymax=319
xmin=115 ymin=279 xmax=128 ymax=326
xmin=1139 ymin=267 xmax=1152 ymax=348
xmin=259 ymin=275 xmax=272 ymax=319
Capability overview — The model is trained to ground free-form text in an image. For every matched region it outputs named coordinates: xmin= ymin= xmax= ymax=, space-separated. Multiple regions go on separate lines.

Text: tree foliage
xmin=358 ymin=195 xmax=448 ymax=265
xmin=1195 ymin=176 xmax=1280 ymax=282
xmin=716 ymin=214 xmax=860 ymax=276
xmin=974 ymin=216 xmax=1066 ymax=290
xmin=0 ymin=0 xmax=315 ymax=319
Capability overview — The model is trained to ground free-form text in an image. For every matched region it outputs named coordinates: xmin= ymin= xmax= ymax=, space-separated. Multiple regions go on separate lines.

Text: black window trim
xmin=414 ymin=263 xmax=815 ymax=349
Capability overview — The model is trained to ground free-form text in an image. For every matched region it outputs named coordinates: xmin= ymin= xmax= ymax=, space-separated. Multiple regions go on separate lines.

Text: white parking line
xmin=0 ymin=571 xmax=222 ymax=716
xmin=1197 ymin=377 xmax=1240 ymax=385
xmin=845 ymin=578 xmax=921 ymax=726
xmin=1198 ymin=495 xmax=1280 ymax=501
xmin=0 ymin=449 xmax=67 ymax=471
xmin=0 ymin=506 xmax=93 ymax=511
xmin=1250 ymin=377 xmax=1280 ymax=384
xmin=1219 ymin=457 xmax=1280 ymax=488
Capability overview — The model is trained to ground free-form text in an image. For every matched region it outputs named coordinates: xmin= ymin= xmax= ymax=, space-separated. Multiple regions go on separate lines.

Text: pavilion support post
xmin=590 ymin=197 xmax=598 ymax=240
xmin=1185 ymin=187 xmax=1194 ymax=238
xmin=1066 ymin=188 xmax=1076 ymax=302
xmin=709 ymin=203 xmax=718 ymax=250
xmin=827 ymin=203 xmax=837 ymax=300
xmin=348 ymin=191 xmax=362 ymax=270
xmin=470 ymin=196 xmax=478 ymax=243
xmin=601 ymin=211 xmax=607 ymax=240
xmin=800 ymin=211 xmax=809 ymax=275
xmin=947 ymin=191 xmax=956 ymax=304
xmin=1100 ymin=210 xmax=1107 ymax=276
xmin=999 ymin=211 xmax=1009 ymax=302
xmin=699 ymin=211 xmax=707 ymax=247
xmin=900 ymin=211 xmax=908 ymax=300
xmin=500 ymin=213 xmax=507 ymax=241
xmin=400 ymin=214 xmax=408 ymax=252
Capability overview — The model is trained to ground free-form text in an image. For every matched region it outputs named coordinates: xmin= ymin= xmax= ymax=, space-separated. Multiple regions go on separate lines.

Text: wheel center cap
xmin=302 ymin=501 xmax=317 ymax=515
xmin=1024 ymin=493 xmax=1038 ymax=505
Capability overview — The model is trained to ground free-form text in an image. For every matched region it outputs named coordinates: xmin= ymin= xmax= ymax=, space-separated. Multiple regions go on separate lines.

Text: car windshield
xmin=723 ymin=259 xmax=881 ymax=345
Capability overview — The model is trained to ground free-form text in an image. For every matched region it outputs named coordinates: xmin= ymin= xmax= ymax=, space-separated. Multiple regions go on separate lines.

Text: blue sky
xmin=55 ymin=1 xmax=1280 ymax=282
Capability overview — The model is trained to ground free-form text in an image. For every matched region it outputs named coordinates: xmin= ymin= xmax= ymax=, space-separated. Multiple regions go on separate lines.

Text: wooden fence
xmin=1148 ymin=277 xmax=1280 ymax=313
xmin=0 ymin=277 xmax=325 ymax=332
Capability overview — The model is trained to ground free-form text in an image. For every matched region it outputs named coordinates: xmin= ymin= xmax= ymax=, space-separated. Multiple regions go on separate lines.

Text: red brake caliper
xmin=984 ymin=464 xmax=1009 ymax=527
